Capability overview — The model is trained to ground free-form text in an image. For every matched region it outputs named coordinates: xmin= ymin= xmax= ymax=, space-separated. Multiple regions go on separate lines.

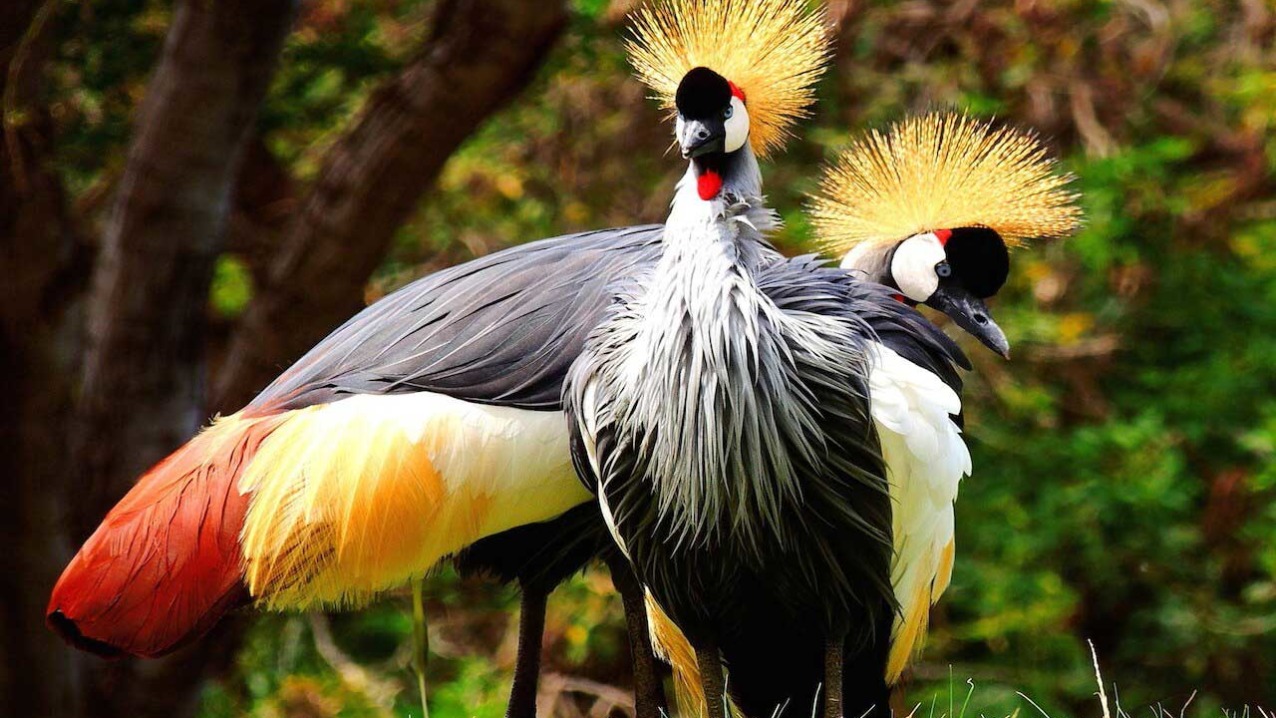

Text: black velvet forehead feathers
xmin=946 ymin=227 xmax=1011 ymax=299
xmin=675 ymin=67 xmax=732 ymax=120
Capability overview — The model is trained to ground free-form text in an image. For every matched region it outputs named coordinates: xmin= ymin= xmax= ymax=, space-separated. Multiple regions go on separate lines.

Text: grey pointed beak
xmin=926 ymin=285 xmax=1011 ymax=359
xmin=679 ymin=118 xmax=725 ymax=158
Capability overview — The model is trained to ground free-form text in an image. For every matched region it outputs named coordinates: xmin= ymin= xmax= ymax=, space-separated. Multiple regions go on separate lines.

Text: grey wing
xmin=250 ymin=225 xmax=664 ymax=413
xmin=760 ymin=255 xmax=970 ymax=393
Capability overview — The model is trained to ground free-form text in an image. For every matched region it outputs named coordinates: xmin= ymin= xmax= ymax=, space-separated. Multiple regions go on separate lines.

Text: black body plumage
xmin=710 ymin=265 xmax=966 ymax=718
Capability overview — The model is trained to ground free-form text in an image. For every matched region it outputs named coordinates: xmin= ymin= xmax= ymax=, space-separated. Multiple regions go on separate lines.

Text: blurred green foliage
xmin=46 ymin=0 xmax=1275 ymax=715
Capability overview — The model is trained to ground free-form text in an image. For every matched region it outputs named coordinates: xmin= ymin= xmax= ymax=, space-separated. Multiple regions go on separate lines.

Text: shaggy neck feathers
xmin=609 ymin=146 xmax=808 ymax=553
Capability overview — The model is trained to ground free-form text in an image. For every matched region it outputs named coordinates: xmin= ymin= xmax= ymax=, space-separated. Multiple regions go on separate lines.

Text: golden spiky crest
xmin=625 ymin=0 xmax=832 ymax=157
xmin=810 ymin=112 xmax=1082 ymax=254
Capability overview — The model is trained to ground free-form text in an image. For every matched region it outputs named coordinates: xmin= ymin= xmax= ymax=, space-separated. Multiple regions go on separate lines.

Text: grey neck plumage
xmin=666 ymin=144 xmax=777 ymax=251
xmin=613 ymin=145 xmax=812 ymax=553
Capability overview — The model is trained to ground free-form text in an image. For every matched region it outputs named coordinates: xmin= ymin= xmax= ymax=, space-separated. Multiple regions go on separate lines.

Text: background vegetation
xmin=2 ymin=0 xmax=1273 ymax=716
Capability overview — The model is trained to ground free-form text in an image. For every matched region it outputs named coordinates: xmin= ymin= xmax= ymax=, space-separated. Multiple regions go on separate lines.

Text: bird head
xmin=875 ymin=226 xmax=1012 ymax=358
xmin=626 ymin=0 xmax=832 ymax=200
xmin=811 ymin=112 xmax=1083 ymax=358
xmin=673 ymin=67 xmax=750 ymax=198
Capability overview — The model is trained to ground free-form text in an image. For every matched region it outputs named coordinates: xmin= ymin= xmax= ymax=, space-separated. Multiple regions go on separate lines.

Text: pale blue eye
xmin=724 ymin=104 xmax=734 ymax=119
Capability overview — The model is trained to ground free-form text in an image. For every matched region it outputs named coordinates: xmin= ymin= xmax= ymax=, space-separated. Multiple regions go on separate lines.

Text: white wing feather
xmin=867 ymin=342 xmax=970 ymax=682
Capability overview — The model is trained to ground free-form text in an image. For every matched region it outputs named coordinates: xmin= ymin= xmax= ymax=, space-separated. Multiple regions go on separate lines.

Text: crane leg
xmin=696 ymin=641 xmax=728 ymax=718
xmin=824 ymin=636 xmax=845 ymax=718
xmin=411 ymin=580 xmax=431 ymax=718
xmin=605 ymin=553 xmax=670 ymax=718
xmin=506 ymin=584 xmax=549 ymax=718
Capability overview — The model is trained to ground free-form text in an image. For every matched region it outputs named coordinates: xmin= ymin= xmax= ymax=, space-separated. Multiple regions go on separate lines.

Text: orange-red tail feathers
xmin=48 ymin=390 xmax=587 ymax=657
xmin=47 ymin=412 xmax=284 ymax=658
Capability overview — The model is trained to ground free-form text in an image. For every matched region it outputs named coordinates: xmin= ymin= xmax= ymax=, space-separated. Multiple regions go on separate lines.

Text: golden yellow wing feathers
xmin=237 ymin=392 xmax=589 ymax=610
xmin=811 ymin=112 xmax=1083 ymax=253
xmin=626 ymin=0 xmax=832 ymax=157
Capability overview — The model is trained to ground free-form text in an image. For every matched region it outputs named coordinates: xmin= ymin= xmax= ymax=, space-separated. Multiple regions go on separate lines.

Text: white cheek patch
xmin=724 ymin=96 xmax=749 ymax=153
xmin=892 ymin=233 xmax=947 ymax=302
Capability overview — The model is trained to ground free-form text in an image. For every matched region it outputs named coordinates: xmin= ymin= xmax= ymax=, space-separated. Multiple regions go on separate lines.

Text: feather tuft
xmin=625 ymin=0 xmax=832 ymax=157
xmin=645 ymin=591 xmax=706 ymax=717
xmin=810 ymin=112 xmax=1082 ymax=253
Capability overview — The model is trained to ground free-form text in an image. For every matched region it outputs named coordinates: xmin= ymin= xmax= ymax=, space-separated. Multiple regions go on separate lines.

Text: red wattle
xmin=697 ymin=171 xmax=723 ymax=200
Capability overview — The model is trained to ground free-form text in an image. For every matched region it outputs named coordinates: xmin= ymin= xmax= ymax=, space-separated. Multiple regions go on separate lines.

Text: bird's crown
xmin=626 ymin=0 xmax=832 ymax=157
xmin=810 ymin=112 xmax=1083 ymax=253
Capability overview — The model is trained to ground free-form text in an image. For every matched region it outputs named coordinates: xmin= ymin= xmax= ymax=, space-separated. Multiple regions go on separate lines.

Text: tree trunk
xmin=63 ymin=0 xmax=295 ymax=716
xmin=0 ymin=1 xmax=90 ymax=715
xmin=214 ymin=0 xmax=569 ymax=410
xmin=73 ymin=0 xmax=295 ymax=535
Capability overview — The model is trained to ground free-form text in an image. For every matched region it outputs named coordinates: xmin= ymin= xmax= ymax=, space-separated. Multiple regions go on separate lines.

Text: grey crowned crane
xmin=562 ymin=39 xmax=937 ymax=718
xmin=643 ymin=112 xmax=1081 ymax=718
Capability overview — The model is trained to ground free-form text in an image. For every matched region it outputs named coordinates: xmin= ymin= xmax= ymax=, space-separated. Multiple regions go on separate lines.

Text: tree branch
xmin=214 ymin=0 xmax=569 ymax=410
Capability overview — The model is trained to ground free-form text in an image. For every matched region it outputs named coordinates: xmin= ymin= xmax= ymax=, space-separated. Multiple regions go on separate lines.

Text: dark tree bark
xmin=60 ymin=0 xmax=296 ymax=717
xmin=214 ymin=0 xmax=570 ymax=410
xmin=73 ymin=0 xmax=296 ymax=534
xmin=0 ymin=2 xmax=89 ymax=715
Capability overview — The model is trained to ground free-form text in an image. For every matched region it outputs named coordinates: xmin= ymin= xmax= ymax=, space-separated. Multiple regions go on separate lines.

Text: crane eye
xmin=723 ymin=104 xmax=734 ymax=119
xmin=935 ymin=261 xmax=952 ymax=278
